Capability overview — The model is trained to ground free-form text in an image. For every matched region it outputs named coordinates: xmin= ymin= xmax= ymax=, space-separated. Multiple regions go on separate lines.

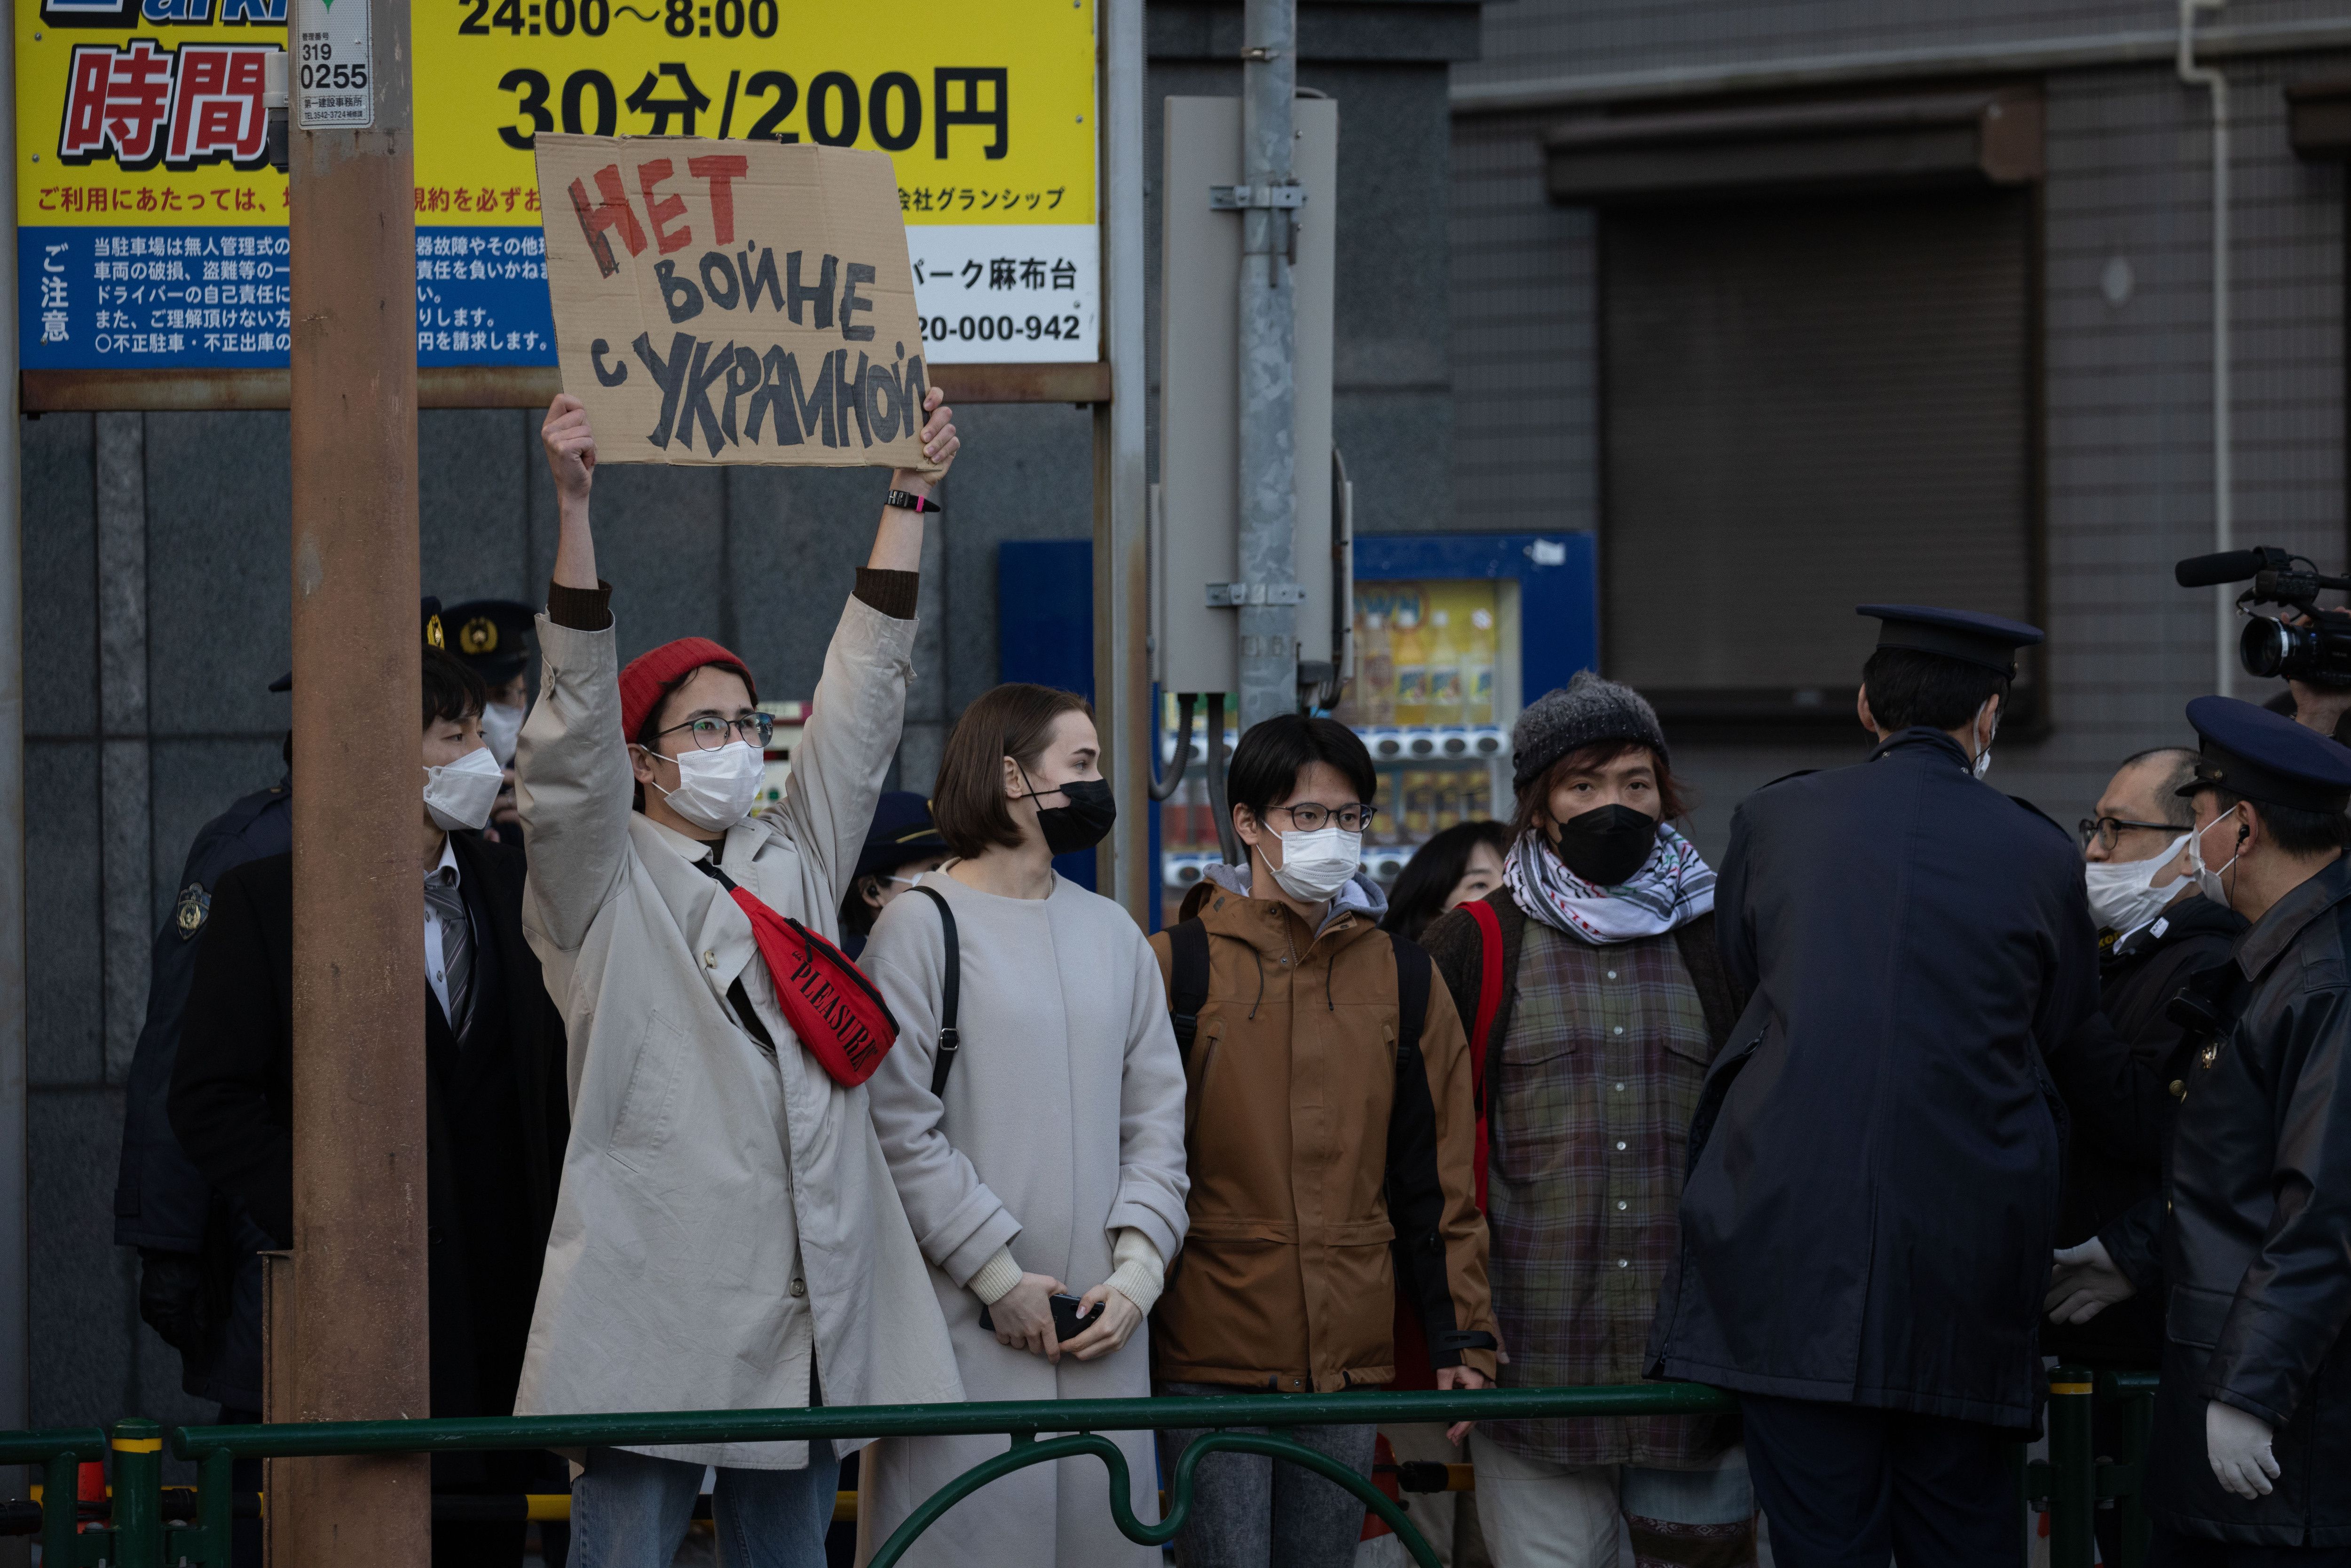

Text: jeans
xmin=571 ymin=1444 xmax=840 ymax=1568
xmin=1159 ymin=1381 xmax=1378 ymax=1568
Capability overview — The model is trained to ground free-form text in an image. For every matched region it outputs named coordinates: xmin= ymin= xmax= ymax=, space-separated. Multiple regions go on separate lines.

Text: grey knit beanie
xmin=1511 ymin=670 xmax=1668 ymax=791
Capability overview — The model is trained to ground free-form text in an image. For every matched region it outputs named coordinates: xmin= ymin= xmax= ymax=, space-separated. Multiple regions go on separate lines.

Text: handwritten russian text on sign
xmin=536 ymin=134 xmax=936 ymax=469
xmin=292 ymin=0 xmax=368 ymax=129
xmin=17 ymin=0 xmax=1095 ymax=373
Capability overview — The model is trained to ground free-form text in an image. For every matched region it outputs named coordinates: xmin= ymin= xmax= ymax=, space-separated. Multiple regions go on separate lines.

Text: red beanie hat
xmin=620 ymin=637 xmax=759 ymax=745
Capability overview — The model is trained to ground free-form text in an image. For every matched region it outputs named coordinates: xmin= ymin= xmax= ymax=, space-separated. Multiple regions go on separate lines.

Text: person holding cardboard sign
xmin=511 ymin=387 xmax=962 ymax=1568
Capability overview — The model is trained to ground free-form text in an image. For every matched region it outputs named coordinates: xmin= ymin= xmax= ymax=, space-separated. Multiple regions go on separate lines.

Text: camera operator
xmin=2124 ymin=699 xmax=2351 ymax=1562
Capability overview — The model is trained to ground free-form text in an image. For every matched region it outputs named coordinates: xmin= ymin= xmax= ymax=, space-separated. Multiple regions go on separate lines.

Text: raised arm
xmin=776 ymin=390 xmax=959 ymax=906
xmin=515 ymin=395 xmax=635 ymax=955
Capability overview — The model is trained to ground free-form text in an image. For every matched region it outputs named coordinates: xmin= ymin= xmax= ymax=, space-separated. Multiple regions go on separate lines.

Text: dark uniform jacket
xmin=168 ymin=832 xmax=569 ymax=1444
xmin=2147 ymin=854 xmax=2351 ymax=1547
xmin=2045 ymin=895 xmax=2244 ymax=1366
xmin=112 ymin=780 xmax=291 ymax=1408
xmin=1648 ymin=728 xmax=2100 ymax=1429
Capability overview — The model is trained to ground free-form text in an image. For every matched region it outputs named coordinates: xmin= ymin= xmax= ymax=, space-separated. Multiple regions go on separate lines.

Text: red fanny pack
xmin=711 ymin=869 xmax=899 ymax=1087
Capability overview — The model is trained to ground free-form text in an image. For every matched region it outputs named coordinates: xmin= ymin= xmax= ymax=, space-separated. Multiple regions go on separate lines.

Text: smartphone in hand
xmin=980 ymin=1292 xmax=1104 ymax=1339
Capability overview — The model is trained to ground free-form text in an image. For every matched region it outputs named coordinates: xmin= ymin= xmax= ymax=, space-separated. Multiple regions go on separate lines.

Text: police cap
xmin=441 ymin=599 xmax=537 ymax=686
xmin=268 ymin=597 xmax=448 ymax=692
xmin=1857 ymin=605 xmax=2044 ymax=678
xmin=855 ymin=791 xmax=948 ymax=882
xmin=2179 ymin=694 xmax=2351 ymax=814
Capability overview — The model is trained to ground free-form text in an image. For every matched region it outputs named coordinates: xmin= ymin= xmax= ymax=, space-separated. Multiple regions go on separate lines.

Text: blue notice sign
xmin=19 ymin=222 xmax=557 ymax=370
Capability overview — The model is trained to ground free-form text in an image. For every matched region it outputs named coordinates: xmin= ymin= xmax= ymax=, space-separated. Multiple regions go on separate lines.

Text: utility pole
xmin=279 ymin=0 xmax=430 ymax=1551
xmin=1095 ymin=0 xmax=1152 ymax=925
xmin=1234 ymin=0 xmax=1299 ymax=732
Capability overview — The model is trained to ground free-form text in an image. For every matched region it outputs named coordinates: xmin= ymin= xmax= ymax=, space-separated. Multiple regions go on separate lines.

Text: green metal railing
xmin=0 ymin=1371 xmax=2159 ymax=1567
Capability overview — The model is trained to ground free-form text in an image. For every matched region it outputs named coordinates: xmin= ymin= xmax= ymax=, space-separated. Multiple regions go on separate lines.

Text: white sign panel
xmin=294 ymin=0 xmax=370 ymax=130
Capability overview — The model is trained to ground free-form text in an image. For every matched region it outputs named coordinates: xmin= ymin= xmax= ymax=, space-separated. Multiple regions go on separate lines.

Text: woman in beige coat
xmin=512 ymin=393 xmax=966 ymax=1568
xmin=856 ymin=685 xmax=1191 ymax=1567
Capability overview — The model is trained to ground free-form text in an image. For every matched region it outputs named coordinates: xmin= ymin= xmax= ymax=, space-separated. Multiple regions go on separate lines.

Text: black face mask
xmin=1022 ymin=769 xmax=1118 ymax=855
xmin=1549 ymin=804 xmax=1659 ymax=887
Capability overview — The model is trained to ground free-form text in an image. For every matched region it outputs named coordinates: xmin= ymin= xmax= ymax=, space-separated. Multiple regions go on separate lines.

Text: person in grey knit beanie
xmin=1510 ymin=670 xmax=1669 ymax=794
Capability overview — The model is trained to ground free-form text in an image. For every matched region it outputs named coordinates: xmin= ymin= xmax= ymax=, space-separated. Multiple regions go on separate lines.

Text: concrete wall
xmin=1451 ymin=0 xmax=2350 ymax=859
xmin=21 ymin=0 xmax=1479 ymax=1450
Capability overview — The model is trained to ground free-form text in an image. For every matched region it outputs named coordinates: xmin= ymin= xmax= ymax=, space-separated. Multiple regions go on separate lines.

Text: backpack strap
xmin=1466 ymin=898 xmax=1504 ymax=1112
xmin=907 ymin=884 xmax=961 ymax=1097
xmin=1167 ymin=916 xmax=1211 ymax=1064
xmin=1464 ymin=898 xmax=1504 ymax=1213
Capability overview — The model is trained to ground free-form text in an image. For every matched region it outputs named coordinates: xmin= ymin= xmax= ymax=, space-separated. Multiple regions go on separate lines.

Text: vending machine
xmin=1156 ymin=532 xmax=1596 ymax=925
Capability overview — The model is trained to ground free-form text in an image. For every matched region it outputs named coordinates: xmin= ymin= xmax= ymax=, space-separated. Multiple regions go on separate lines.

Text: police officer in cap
xmin=2116 ymin=697 xmax=2351 ymax=1564
xmin=1649 ymin=606 xmax=2100 ymax=1566
xmin=440 ymin=599 xmax=537 ymax=840
xmin=837 ymin=790 xmax=949 ymax=959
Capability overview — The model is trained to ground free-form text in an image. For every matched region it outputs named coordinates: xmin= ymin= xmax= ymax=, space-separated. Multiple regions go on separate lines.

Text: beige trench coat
xmin=511 ymin=597 xmax=962 ymax=1469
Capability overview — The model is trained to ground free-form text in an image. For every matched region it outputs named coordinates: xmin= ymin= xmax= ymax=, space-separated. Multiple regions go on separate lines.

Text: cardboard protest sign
xmin=534 ymin=133 xmax=938 ymax=469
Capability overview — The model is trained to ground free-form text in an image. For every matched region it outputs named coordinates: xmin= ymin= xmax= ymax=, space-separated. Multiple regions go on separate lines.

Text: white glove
xmin=2206 ymin=1400 xmax=2280 ymax=1499
xmin=2044 ymin=1238 xmax=2138 ymax=1325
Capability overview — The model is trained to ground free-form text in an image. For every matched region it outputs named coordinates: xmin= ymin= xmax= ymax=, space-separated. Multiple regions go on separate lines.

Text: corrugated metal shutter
xmin=1601 ymin=188 xmax=2038 ymax=725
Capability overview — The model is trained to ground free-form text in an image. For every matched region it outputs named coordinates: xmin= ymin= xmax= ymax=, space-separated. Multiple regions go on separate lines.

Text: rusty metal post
xmin=281 ymin=0 xmax=429 ymax=1549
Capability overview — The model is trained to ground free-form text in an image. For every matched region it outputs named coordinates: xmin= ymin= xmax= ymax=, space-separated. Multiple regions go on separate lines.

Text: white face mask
xmin=2084 ymin=832 xmax=2192 ymax=934
xmin=1267 ymin=824 xmax=1364 ymax=904
xmin=423 ymin=745 xmax=504 ymax=832
xmin=481 ymin=700 xmax=525 ymax=768
xmin=2189 ymin=806 xmax=2246 ymax=907
xmin=1971 ymin=705 xmax=2000 ymax=781
xmin=647 ymin=740 xmax=765 ymax=834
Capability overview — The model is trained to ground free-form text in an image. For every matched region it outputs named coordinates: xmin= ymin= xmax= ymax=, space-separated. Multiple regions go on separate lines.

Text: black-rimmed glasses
xmin=1264 ymin=802 xmax=1379 ymax=833
xmin=654 ymin=713 xmax=776 ymax=750
xmin=2078 ymin=815 xmax=2177 ymax=852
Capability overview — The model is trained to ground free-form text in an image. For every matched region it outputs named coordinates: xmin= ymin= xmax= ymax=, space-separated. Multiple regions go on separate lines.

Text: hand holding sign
xmin=535 ymin=133 xmax=941 ymax=470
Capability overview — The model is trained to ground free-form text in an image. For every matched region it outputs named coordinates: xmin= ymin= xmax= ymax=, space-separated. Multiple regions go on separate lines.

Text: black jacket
xmin=2147 ymin=854 xmax=2351 ymax=1547
xmin=1648 ymin=729 xmax=2101 ymax=1429
xmin=113 ymin=780 xmax=292 ymax=1407
xmin=2045 ymin=895 xmax=2245 ymax=1365
xmin=168 ymin=833 xmax=569 ymax=1431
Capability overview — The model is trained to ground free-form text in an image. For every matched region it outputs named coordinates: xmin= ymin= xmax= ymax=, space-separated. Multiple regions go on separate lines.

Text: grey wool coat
xmin=511 ymin=597 xmax=963 ymax=1469
xmin=856 ymin=869 xmax=1191 ymax=1567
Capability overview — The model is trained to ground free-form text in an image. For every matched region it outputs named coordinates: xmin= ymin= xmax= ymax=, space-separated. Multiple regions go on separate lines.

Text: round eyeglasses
xmin=655 ymin=713 xmax=776 ymax=751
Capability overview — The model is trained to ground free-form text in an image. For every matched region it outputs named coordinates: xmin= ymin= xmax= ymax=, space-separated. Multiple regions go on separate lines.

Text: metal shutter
xmin=1600 ymin=188 xmax=2039 ymax=725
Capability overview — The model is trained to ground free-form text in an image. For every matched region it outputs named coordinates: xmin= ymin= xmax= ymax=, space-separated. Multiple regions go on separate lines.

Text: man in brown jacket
xmin=1151 ymin=714 xmax=1496 ymax=1568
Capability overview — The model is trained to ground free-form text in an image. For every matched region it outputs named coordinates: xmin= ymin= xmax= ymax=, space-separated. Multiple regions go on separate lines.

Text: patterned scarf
xmin=1505 ymin=821 xmax=1716 ymax=945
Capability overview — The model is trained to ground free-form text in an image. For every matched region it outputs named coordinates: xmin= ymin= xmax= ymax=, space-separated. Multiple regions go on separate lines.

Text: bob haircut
xmin=932 ymin=683 xmax=1094 ymax=859
xmin=1510 ymin=739 xmax=1689 ymax=840
xmin=1381 ymin=818 xmax=1512 ymax=941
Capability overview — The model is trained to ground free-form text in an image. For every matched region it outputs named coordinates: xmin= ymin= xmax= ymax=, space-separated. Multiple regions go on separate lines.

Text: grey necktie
xmin=425 ymin=869 xmax=473 ymax=1036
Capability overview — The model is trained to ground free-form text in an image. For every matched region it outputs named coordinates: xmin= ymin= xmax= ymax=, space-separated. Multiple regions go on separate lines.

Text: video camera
xmin=2176 ymin=547 xmax=2351 ymax=687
